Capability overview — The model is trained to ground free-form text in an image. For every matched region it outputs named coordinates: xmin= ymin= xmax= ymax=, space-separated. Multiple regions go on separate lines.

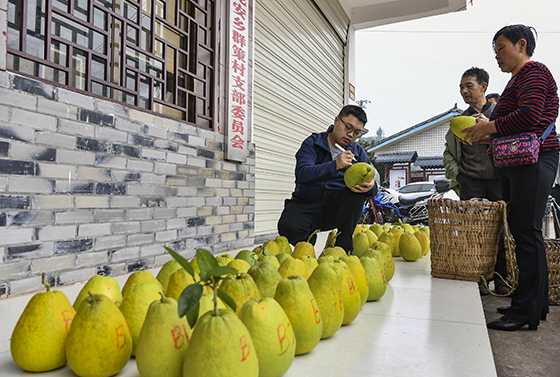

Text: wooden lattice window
xmin=7 ymin=0 xmax=215 ymax=128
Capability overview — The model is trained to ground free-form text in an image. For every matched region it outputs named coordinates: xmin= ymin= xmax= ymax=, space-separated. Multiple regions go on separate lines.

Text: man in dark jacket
xmin=277 ymin=105 xmax=377 ymax=253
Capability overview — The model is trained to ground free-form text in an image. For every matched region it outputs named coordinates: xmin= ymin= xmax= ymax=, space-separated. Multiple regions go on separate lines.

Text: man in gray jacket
xmin=443 ymin=67 xmax=508 ymax=295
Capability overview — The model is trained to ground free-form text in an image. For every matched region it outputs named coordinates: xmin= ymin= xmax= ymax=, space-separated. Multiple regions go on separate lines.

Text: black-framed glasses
xmin=340 ymin=118 xmax=368 ymax=138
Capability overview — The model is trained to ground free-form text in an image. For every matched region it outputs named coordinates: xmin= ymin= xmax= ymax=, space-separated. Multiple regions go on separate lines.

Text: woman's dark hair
xmin=493 ymin=24 xmax=537 ymax=57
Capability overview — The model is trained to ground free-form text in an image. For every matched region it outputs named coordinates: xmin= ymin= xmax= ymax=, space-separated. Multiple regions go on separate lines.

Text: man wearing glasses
xmin=277 ymin=105 xmax=377 ymax=254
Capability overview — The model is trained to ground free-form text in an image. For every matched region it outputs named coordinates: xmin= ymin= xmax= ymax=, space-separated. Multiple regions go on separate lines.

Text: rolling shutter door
xmin=253 ymin=0 xmax=348 ymax=237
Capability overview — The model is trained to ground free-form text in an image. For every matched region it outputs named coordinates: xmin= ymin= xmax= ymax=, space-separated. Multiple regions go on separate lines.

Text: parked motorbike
xmin=360 ymin=177 xmax=458 ymax=225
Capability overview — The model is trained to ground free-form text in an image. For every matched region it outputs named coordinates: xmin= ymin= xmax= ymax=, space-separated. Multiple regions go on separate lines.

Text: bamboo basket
xmin=427 ymin=199 xmax=506 ymax=282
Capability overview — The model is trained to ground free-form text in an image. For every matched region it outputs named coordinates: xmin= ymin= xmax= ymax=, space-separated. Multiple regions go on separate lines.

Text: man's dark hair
xmin=462 ymin=67 xmax=490 ymax=88
xmin=493 ymin=24 xmax=537 ymax=57
xmin=486 ymin=93 xmax=501 ymax=102
xmin=338 ymin=105 xmax=368 ymax=126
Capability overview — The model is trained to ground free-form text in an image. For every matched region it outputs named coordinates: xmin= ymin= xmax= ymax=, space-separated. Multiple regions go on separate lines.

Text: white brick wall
xmin=0 ymin=71 xmax=256 ymax=298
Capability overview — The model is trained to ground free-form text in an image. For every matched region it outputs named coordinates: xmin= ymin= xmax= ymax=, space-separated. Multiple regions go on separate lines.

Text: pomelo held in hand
xmin=449 ymin=116 xmax=477 ymax=142
xmin=344 ymin=162 xmax=375 ymax=189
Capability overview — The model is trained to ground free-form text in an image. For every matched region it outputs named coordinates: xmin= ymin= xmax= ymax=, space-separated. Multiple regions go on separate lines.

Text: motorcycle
xmin=360 ymin=186 xmax=401 ymax=224
xmin=360 ymin=178 xmax=458 ymax=225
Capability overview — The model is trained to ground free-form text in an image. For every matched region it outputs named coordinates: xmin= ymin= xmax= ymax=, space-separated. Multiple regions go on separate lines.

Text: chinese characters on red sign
xmin=226 ymin=0 xmax=250 ymax=161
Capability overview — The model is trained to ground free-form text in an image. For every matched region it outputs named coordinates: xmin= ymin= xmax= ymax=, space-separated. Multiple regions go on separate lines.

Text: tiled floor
xmin=0 ymin=235 xmax=497 ymax=377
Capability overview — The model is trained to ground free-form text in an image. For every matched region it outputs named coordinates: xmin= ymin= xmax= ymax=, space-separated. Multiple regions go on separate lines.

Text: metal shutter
xmin=253 ymin=0 xmax=348 ymax=236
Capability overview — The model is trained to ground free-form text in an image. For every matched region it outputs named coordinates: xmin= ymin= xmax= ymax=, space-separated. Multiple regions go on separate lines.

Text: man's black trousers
xmin=277 ymin=187 xmax=367 ymax=253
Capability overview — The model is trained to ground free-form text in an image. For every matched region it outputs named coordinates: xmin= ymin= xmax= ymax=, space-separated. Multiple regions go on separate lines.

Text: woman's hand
xmin=462 ymin=119 xmax=497 ymax=144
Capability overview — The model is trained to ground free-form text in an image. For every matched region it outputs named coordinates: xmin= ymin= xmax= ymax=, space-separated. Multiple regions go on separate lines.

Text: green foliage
xmin=166 ymin=247 xmax=237 ymax=328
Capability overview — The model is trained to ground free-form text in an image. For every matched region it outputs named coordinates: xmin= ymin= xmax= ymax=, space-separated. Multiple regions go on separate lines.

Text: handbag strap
xmin=538 ymin=121 xmax=556 ymax=143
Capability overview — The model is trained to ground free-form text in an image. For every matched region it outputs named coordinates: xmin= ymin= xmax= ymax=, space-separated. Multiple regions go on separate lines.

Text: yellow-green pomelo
xmin=259 ymin=255 xmax=280 ymax=269
xmin=166 ymin=268 xmax=197 ymax=302
xmin=402 ymin=223 xmax=414 ymax=232
xmin=414 ymin=230 xmax=429 ymax=256
xmin=278 ymin=256 xmax=311 ymax=279
xmin=292 ymin=241 xmax=316 ymax=259
xmin=122 ymin=271 xmax=163 ymax=297
xmin=352 ymin=232 xmax=370 ymax=257
xmin=377 ymin=231 xmax=395 ymax=256
xmin=183 ymin=309 xmax=258 ymax=377
xmin=67 ymin=294 xmax=132 ymax=377
xmin=254 ymin=242 xmax=279 ymax=258
xmin=340 ymin=256 xmax=369 ymax=307
xmin=323 ymin=230 xmax=340 ymax=249
xmin=318 ymin=255 xmax=336 ymax=264
xmin=307 ymin=263 xmax=344 ymax=339
xmin=119 ymin=282 xmax=164 ymax=356
xmin=361 ymin=224 xmax=370 ymax=231
xmin=297 ymin=255 xmax=319 ymax=276
xmin=189 ymin=257 xmax=201 ymax=274
xmin=197 ymin=293 xmax=227 ymax=321
xmin=344 ymin=162 xmax=375 ymax=189
xmin=321 ymin=246 xmax=347 ymax=260
xmin=11 ymin=276 xmax=75 ymax=372
xmin=400 ymin=231 xmax=423 ymax=262
xmin=136 ymin=294 xmax=192 ymax=377
xmin=264 ymin=240 xmax=281 ymax=255
xmin=360 ymin=257 xmax=387 ymax=301
xmin=216 ymin=253 xmax=234 ymax=266
xmin=369 ymin=223 xmax=384 ymax=238
xmin=390 ymin=227 xmax=404 ymax=257
xmin=275 ymin=252 xmax=292 ymax=265
xmin=228 ymin=259 xmax=252 ymax=274
xmin=238 ymin=298 xmax=296 ymax=377
xmin=156 ymin=260 xmax=183 ymax=292
xmin=353 ymin=224 xmax=363 ymax=237
xmin=450 ymin=115 xmax=477 ymax=142
xmin=219 ymin=273 xmax=261 ymax=313
xmin=275 ymin=235 xmax=293 ymax=255
xmin=419 ymin=226 xmax=431 ymax=255
xmin=274 ymin=276 xmax=323 ymax=355
xmin=74 ymin=275 xmax=122 ymax=310
xmin=248 ymin=261 xmax=283 ymax=298
xmin=364 ymin=229 xmax=378 ymax=246
xmin=382 ymin=224 xmax=391 ymax=232
xmin=333 ymin=260 xmax=361 ymax=325
xmin=362 ymin=248 xmax=387 ymax=275
xmin=236 ymin=249 xmax=258 ymax=266
xmin=372 ymin=242 xmax=395 ymax=282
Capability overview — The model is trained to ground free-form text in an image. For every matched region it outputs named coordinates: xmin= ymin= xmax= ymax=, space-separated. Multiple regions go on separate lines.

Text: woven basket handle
xmin=481 ymin=200 xmax=516 ymax=297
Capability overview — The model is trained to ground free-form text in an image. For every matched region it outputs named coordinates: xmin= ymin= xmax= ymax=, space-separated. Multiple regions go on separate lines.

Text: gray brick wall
xmin=0 ymin=71 xmax=256 ymax=298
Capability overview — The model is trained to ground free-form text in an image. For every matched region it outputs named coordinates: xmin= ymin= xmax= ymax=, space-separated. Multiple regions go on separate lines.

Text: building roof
xmin=374 ymin=151 xmax=418 ymax=164
xmin=414 ymin=156 xmax=444 ymax=168
xmin=367 ymin=105 xmax=463 ymax=153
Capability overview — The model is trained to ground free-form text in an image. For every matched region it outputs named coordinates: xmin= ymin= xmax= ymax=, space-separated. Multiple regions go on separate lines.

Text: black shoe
xmin=497 ymin=306 xmax=510 ymax=315
xmin=486 ymin=316 xmax=537 ymax=331
xmin=478 ymin=282 xmax=489 ymax=296
xmin=494 ymin=279 xmax=511 ymax=296
xmin=497 ymin=306 xmax=547 ymax=320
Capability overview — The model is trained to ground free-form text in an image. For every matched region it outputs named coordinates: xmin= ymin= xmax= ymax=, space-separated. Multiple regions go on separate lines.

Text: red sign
xmin=226 ymin=0 xmax=251 ymax=162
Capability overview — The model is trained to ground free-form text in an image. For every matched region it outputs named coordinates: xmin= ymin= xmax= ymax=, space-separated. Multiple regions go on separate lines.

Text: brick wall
xmin=0 ymin=71 xmax=256 ymax=298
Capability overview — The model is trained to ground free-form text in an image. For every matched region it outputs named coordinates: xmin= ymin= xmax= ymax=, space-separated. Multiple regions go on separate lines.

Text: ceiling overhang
xmin=340 ymin=0 xmax=467 ymax=30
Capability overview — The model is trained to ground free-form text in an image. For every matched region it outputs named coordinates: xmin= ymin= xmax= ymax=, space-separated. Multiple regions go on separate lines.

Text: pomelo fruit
xmin=450 ymin=116 xmax=477 ymax=142
xmin=344 ymin=162 xmax=375 ymax=189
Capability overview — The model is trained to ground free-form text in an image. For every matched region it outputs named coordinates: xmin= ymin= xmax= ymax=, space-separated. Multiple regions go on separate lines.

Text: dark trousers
xmin=457 ymin=173 xmax=507 ymax=277
xmin=277 ymin=187 xmax=367 ymax=253
xmin=495 ymin=150 xmax=558 ymax=325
